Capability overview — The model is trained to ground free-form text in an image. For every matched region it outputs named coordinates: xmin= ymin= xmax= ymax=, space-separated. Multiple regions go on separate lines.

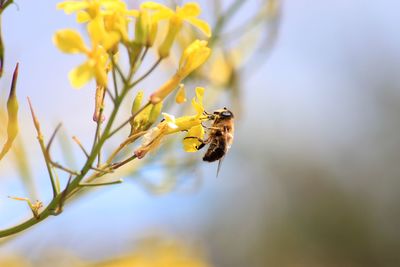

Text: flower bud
xmin=148 ymin=102 xmax=163 ymax=125
xmin=158 ymin=16 xmax=183 ymax=59
xmin=134 ymin=10 xmax=149 ymax=45
xmin=0 ymin=63 xmax=19 ymax=160
xmin=147 ymin=21 xmax=158 ymax=47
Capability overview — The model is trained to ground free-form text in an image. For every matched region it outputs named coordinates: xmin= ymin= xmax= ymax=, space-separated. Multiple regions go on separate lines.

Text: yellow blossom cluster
xmin=53 ymin=0 xmax=214 ymax=158
xmin=54 ymin=0 xmax=211 ymax=89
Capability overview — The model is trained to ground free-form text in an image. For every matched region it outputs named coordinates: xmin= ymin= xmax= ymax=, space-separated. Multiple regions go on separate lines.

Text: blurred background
xmin=1 ymin=0 xmax=400 ymax=266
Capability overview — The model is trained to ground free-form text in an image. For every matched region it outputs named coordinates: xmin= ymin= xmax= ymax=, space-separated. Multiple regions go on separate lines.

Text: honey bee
xmin=186 ymin=107 xmax=234 ymax=176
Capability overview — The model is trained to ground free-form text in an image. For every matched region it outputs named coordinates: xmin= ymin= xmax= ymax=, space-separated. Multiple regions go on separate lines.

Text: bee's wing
xmin=216 ymin=127 xmax=232 ymax=177
xmin=216 ymin=156 xmax=225 ymax=177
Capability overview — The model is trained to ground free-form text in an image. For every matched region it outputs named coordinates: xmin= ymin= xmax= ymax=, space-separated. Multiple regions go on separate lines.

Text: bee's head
xmin=213 ymin=107 xmax=234 ymax=119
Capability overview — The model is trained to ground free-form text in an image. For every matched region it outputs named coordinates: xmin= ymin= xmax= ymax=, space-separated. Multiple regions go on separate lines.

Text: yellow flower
xmin=135 ymin=87 xmax=208 ymax=158
xmin=102 ymin=3 xmax=138 ymax=43
xmin=141 ymin=1 xmax=211 ymax=58
xmin=53 ymin=28 xmax=112 ymax=88
xmin=149 ymin=40 xmax=210 ymax=104
xmin=140 ymin=2 xmax=211 ymax=36
xmin=58 ymin=0 xmax=137 ymax=43
xmin=133 ymin=2 xmax=176 ymax=47
xmin=57 ymin=0 xmax=130 ymax=22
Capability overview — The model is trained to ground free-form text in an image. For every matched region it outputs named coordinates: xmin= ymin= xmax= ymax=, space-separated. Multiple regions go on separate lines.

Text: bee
xmin=186 ymin=107 xmax=234 ymax=176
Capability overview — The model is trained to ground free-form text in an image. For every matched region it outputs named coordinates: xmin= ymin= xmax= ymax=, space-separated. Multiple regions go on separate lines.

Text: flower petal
xmin=87 ymin=18 xmax=105 ymax=45
xmin=141 ymin=1 xmax=171 ymax=12
xmin=162 ymin=112 xmax=178 ymax=129
xmin=68 ymin=61 xmax=94 ymax=88
xmin=53 ymin=29 xmax=87 ymax=54
xmin=141 ymin=1 xmax=174 ymax=21
xmin=175 ymin=84 xmax=187 ymax=104
xmin=104 ymin=32 xmax=121 ymax=50
xmin=76 ymin=10 xmax=91 ymax=23
xmin=183 ymin=124 xmax=204 ymax=152
xmin=57 ymin=1 xmax=88 ymax=14
xmin=191 ymin=87 xmax=204 ymax=114
xmin=126 ymin=9 xmax=140 ymax=17
xmin=101 ymin=0 xmax=127 ymax=11
xmin=177 ymin=2 xmax=200 ymax=17
xmin=185 ymin=17 xmax=211 ymax=37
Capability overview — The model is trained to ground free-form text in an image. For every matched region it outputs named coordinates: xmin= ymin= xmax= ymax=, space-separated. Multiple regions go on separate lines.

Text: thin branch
xmin=72 ymin=136 xmax=90 ymax=158
xmin=27 ymin=97 xmax=59 ymax=197
xmin=107 ymin=131 xmax=146 ymax=164
xmin=106 ymin=87 xmax=115 ymax=103
xmin=111 ymin=154 xmax=137 ymax=170
xmin=128 ymin=58 xmax=162 ymax=90
xmin=53 ymin=174 xmax=73 ymax=215
xmin=110 ymin=53 xmax=119 ymax=99
xmin=79 ymin=179 xmax=123 ymax=187
xmin=140 ymin=46 xmax=149 ymax=63
xmin=46 ymin=123 xmax=62 ymax=154
xmin=111 ymin=55 xmax=126 ymax=84
xmin=210 ymin=0 xmax=245 ymax=46
xmin=90 ymin=166 xmax=113 ymax=174
xmin=45 ymin=124 xmax=80 ymax=175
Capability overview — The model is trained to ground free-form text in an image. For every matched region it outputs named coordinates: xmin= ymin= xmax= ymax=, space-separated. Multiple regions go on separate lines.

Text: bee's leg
xmin=197 ymin=143 xmax=206 ymax=150
xmin=183 ymin=136 xmax=208 ymax=150
xmin=203 ymin=110 xmax=215 ymax=120
xmin=201 ymin=122 xmax=212 ymax=129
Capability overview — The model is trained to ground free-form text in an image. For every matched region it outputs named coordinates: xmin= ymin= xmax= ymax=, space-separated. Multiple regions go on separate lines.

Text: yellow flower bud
xmin=131 ymin=91 xmax=144 ymax=116
xmin=0 ymin=63 xmax=19 ymax=160
xmin=147 ymin=21 xmax=158 ymax=47
xmin=148 ymin=102 xmax=163 ymax=125
xmin=134 ymin=10 xmax=149 ymax=45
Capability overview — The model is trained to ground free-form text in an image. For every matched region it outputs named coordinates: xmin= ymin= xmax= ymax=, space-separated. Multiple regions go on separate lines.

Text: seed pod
xmin=0 ymin=63 xmax=19 ymax=160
